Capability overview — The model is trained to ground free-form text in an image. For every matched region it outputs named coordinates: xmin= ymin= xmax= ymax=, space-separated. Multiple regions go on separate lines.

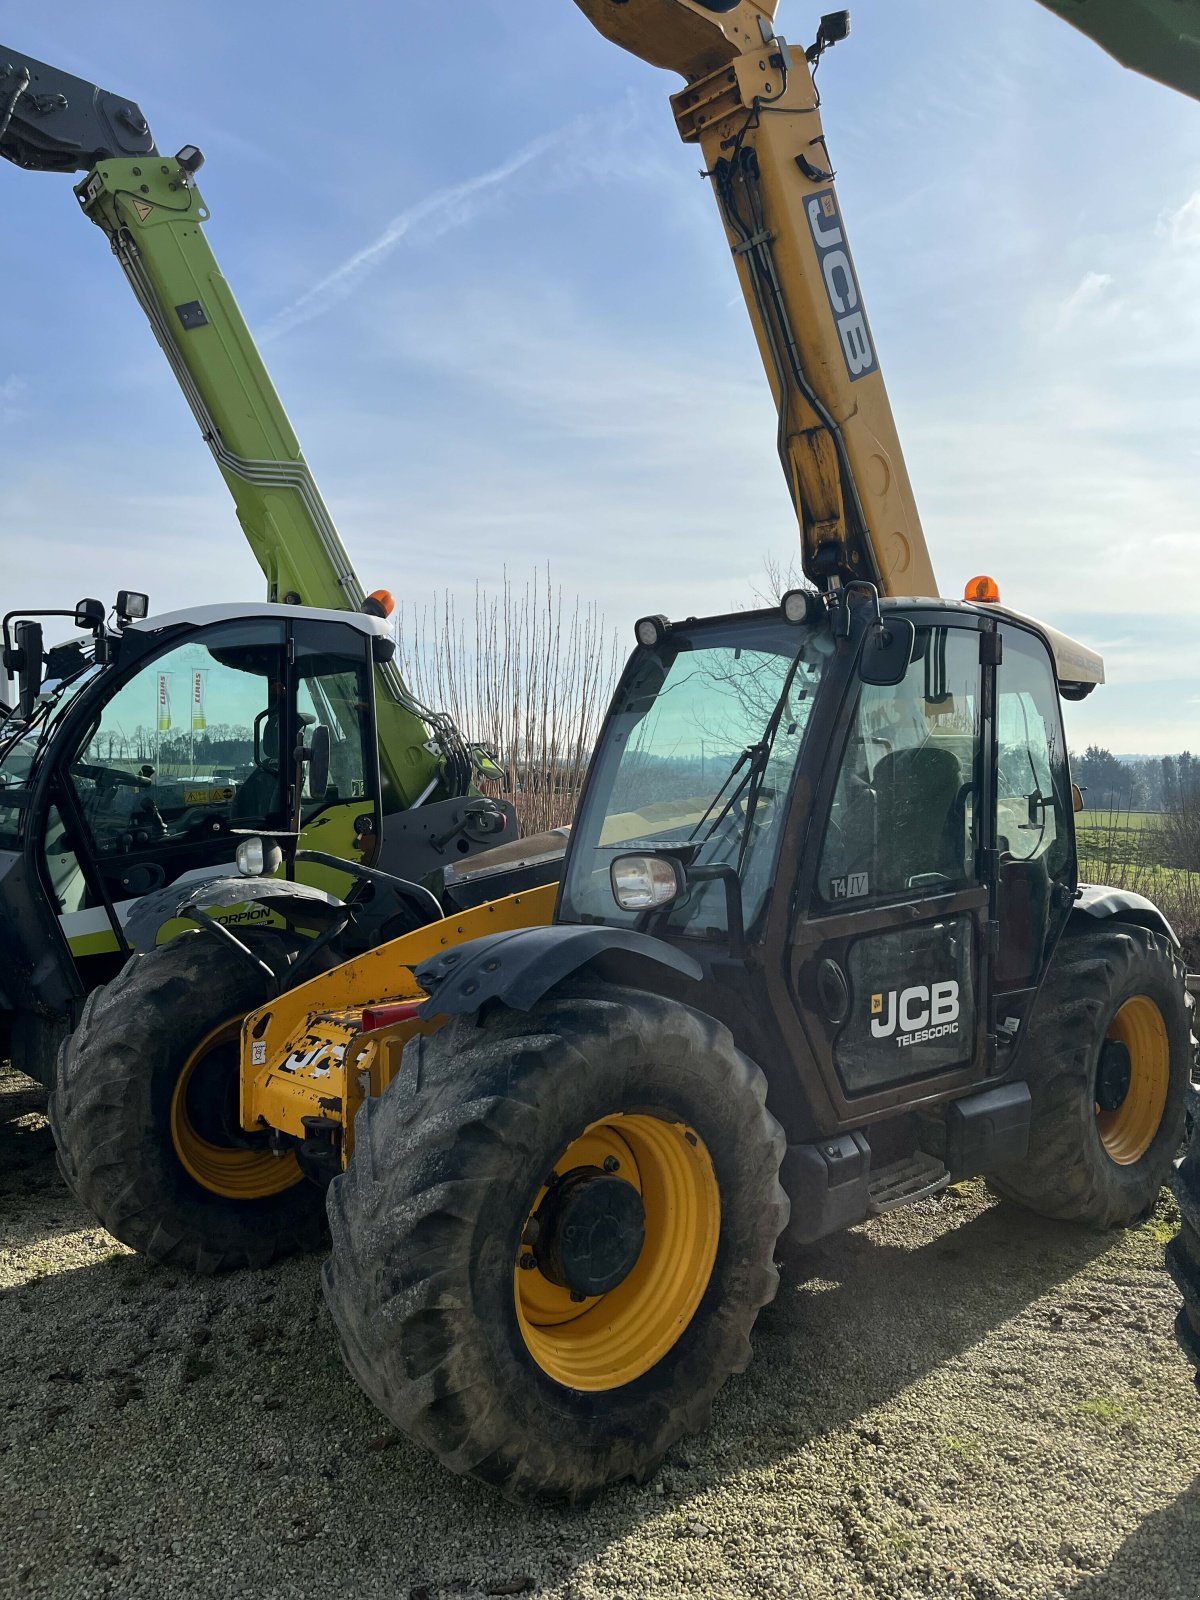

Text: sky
xmin=1 ymin=0 xmax=1197 ymax=755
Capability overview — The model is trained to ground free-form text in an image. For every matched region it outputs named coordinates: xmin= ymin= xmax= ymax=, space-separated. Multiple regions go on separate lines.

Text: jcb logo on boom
xmin=806 ymin=189 xmax=878 ymax=382
xmin=870 ymin=981 xmax=959 ymax=1050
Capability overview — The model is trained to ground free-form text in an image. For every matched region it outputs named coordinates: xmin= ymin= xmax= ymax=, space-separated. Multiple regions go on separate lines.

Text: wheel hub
xmin=1096 ymin=1038 xmax=1133 ymax=1113
xmin=530 ymin=1165 xmax=645 ymax=1297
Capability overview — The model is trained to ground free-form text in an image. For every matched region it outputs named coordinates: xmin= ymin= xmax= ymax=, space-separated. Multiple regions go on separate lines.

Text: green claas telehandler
xmin=0 ymin=46 xmax=550 ymax=1260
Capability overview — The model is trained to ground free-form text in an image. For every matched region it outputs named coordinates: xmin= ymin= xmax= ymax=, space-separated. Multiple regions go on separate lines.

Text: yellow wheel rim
xmin=514 ymin=1113 xmax=720 ymax=1392
xmin=169 ymin=1018 xmax=302 ymax=1200
xmin=1095 ymin=996 xmax=1170 ymax=1166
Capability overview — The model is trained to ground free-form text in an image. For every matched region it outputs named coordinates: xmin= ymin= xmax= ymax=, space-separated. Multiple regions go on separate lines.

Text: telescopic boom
xmin=572 ymin=0 xmax=937 ymax=598
xmin=0 ymin=47 xmax=456 ymax=806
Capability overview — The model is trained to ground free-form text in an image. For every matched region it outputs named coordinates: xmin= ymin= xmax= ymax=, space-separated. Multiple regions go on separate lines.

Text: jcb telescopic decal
xmin=805 ymin=189 xmax=878 ymax=382
xmin=871 ymin=981 xmax=960 ymax=1050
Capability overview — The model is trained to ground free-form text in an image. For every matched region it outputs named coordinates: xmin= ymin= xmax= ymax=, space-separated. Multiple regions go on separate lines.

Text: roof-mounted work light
xmin=115 ymin=590 xmax=150 ymax=626
xmin=634 ymin=615 xmax=669 ymax=649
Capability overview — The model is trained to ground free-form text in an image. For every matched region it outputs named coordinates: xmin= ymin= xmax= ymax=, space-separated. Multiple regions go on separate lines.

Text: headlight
xmin=235 ymin=837 xmax=265 ymax=877
xmin=610 ymin=853 xmax=684 ymax=911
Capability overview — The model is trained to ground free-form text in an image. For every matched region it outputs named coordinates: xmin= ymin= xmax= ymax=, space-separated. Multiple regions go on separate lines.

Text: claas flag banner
xmin=191 ymin=670 xmax=206 ymax=731
xmin=157 ymin=672 xmax=171 ymax=733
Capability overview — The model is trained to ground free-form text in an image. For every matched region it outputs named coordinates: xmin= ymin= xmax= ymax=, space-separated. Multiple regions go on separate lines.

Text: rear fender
xmin=414 ymin=925 xmax=703 ymax=1018
xmin=124 ymin=875 xmax=347 ymax=954
xmin=1070 ymin=884 xmax=1179 ymax=948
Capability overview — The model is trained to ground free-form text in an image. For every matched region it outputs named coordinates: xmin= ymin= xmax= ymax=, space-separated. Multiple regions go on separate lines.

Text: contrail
xmin=263 ymin=130 xmax=562 ymax=339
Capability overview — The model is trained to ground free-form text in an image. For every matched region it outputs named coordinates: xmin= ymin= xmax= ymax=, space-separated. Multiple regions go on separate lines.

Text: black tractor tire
xmin=1167 ymin=1114 xmax=1200 ymax=1389
xmin=989 ymin=922 xmax=1189 ymax=1228
xmin=50 ymin=932 xmax=327 ymax=1273
xmin=323 ymin=983 xmax=788 ymax=1501
xmin=1165 ymin=986 xmax=1200 ymax=1389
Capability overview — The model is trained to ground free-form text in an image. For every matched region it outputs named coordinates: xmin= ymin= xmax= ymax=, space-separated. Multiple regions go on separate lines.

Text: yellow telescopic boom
xmin=573 ymin=0 xmax=936 ymax=599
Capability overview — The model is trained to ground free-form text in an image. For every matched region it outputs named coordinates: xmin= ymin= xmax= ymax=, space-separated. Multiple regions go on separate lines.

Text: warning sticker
xmin=184 ymin=787 xmax=234 ymax=806
xmin=132 ymin=198 xmax=154 ymax=221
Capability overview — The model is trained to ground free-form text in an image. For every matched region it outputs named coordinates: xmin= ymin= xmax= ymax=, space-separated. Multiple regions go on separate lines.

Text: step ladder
xmin=867 ymin=1151 xmax=951 ymax=1214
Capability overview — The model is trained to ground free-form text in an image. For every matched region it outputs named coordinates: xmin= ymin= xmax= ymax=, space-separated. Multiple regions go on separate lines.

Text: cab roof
xmin=126 ymin=601 xmax=391 ymax=642
xmin=879 ymin=596 xmax=1104 ymax=690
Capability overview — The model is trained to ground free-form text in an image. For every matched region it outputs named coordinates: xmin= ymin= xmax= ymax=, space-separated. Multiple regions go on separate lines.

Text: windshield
xmin=559 ymin=615 xmax=832 ymax=940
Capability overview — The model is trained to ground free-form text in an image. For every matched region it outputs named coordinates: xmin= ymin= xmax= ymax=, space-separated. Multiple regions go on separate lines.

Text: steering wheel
xmin=725 ymin=780 xmax=781 ymax=829
xmin=71 ymin=760 xmax=151 ymax=791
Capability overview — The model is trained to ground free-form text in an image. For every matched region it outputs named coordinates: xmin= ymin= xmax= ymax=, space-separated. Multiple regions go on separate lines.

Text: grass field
xmin=1078 ymin=808 xmax=1163 ymax=831
xmin=1074 ymin=807 xmax=1198 ymax=967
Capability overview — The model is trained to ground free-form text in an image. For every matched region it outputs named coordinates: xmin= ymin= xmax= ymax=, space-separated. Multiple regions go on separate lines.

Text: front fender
xmin=1071 ymin=883 xmax=1180 ymax=948
xmin=414 ymin=925 xmax=703 ymax=1018
xmin=125 ymin=875 xmax=346 ymax=954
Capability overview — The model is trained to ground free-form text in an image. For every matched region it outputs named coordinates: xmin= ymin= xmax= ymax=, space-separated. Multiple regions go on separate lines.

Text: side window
xmin=996 ymin=628 xmax=1070 ymax=877
xmin=817 ymin=625 xmax=980 ymax=906
xmin=63 ymin=621 xmax=288 ymax=857
xmin=995 ymin=626 xmax=1072 ymax=990
xmin=294 ymin=627 xmax=373 ymax=819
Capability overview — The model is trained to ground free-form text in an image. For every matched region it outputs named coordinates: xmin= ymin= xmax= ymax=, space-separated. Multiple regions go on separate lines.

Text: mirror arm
xmin=686 ymin=862 xmax=746 ymax=958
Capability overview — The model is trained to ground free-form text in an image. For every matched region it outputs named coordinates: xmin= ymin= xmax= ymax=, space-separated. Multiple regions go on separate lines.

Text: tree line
xmin=1070 ymin=747 xmax=1198 ymax=813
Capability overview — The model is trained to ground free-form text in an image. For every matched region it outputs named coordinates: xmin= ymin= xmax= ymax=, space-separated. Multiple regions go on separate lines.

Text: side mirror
xmin=1071 ymin=783 xmax=1085 ymax=814
xmin=858 ymin=618 xmax=915 ymax=686
xmin=609 ymin=851 xmax=745 ymax=956
xmin=254 ymin=708 xmax=280 ymax=766
xmin=299 ymin=723 xmax=331 ymax=803
xmin=14 ymin=620 xmax=44 ymax=720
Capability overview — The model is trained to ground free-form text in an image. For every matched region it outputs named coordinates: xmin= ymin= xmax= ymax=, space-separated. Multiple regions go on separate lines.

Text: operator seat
xmin=873 ymin=745 xmax=965 ymax=893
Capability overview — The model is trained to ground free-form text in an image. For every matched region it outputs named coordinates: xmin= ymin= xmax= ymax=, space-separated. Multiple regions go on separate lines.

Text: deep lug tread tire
xmin=1166 ymin=986 xmax=1200 ymax=1388
xmin=1168 ymin=1123 xmax=1200 ymax=1387
xmin=49 ymin=932 xmax=327 ymax=1274
xmin=322 ymin=983 xmax=789 ymax=1501
xmin=989 ymin=923 xmax=1189 ymax=1228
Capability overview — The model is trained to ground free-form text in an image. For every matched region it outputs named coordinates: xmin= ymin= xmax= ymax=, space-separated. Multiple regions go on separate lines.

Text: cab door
xmin=290 ymin=617 xmax=380 ymax=898
xmin=991 ymin=622 xmax=1076 ymax=1055
xmin=789 ymin=620 xmax=994 ymax=1121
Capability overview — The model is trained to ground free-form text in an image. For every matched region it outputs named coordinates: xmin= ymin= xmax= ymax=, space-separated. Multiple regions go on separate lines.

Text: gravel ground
xmin=2 ymin=1060 xmax=1199 ymax=1600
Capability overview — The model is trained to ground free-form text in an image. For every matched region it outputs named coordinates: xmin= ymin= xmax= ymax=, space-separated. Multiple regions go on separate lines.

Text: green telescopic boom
xmin=0 ymin=47 xmax=451 ymax=811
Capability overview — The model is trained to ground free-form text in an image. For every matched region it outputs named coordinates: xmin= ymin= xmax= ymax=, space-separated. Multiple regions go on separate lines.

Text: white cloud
xmin=0 ymin=375 xmax=27 ymax=425
xmin=261 ymin=130 xmax=564 ymax=340
xmin=1056 ymin=269 xmax=1115 ymax=327
xmin=1161 ymin=190 xmax=1200 ymax=248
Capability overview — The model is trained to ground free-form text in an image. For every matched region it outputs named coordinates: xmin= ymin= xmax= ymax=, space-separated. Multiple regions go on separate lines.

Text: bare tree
xmin=396 ymin=570 xmax=622 ymax=835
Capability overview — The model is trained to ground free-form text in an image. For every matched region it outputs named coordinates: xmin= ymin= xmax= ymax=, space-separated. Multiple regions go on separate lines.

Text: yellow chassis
xmin=239 ymin=883 xmax=557 ymax=1162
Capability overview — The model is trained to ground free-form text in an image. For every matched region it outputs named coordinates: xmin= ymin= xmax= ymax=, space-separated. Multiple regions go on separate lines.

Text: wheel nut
xmin=603 ymin=1156 xmax=620 ymax=1172
xmin=570 ymin=1290 xmax=587 ymax=1303
xmin=519 ymin=1253 xmax=536 ymax=1271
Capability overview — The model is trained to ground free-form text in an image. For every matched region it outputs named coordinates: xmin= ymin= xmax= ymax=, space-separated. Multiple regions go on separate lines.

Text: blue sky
xmin=2 ymin=0 xmax=1197 ymax=754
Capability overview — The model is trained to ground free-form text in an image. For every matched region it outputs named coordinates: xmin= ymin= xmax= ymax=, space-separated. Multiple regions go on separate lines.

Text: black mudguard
xmin=124 ymin=875 xmax=346 ymax=954
xmin=1071 ymin=883 xmax=1180 ymax=948
xmin=414 ymin=925 xmax=703 ymax=1018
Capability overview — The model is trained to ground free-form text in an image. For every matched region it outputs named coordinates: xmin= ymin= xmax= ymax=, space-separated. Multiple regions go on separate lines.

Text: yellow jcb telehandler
xmin=54 ymin=1 xmax=1194 ymax=1499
